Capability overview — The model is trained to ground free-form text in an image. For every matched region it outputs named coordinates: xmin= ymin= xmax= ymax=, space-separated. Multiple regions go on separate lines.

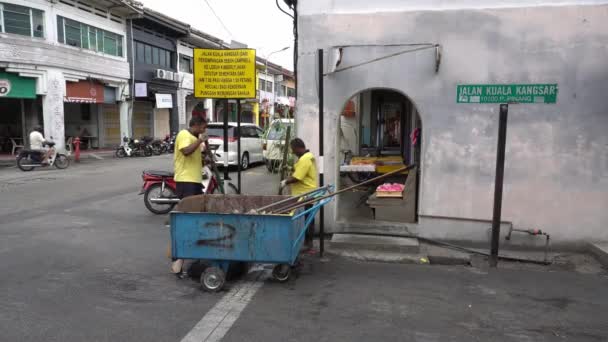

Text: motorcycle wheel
xmin=152 ymin=146 xmax=162 ymax=156
xmin=160 ymin=145 xmax=168 ymax=154
xmin=144 ymin=183 xmax=177 ymax=215
xmin=16 ymin=155 xmax=35 ymax=172
xmin=144 ymin=147 xmax=153 ymax=157
xmin=54 ymin=154 xmax=70 ymax=169
xmin=115 ymin=148 xmax=127 ymax=158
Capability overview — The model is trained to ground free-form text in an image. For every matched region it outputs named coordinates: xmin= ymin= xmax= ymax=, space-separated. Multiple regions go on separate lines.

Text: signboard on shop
xmin=0 ymin=72 xmax=36 ymax=99
xmin=457 ymin=84 xmax=558 ymax=104
xmin=193 ymin=48 xmax=256 ymax=99
xmin=135 ymin=83 xmax=148 ymax=97
xmin=155 ymin=93 xmax=173 ymax=108
xmin=65 ymin=81 xmax=104 ymax=103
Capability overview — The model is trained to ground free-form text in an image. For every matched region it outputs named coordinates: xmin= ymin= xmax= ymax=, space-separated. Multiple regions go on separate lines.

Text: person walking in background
xmin=281 ymin=138 xmax=318 ymax=250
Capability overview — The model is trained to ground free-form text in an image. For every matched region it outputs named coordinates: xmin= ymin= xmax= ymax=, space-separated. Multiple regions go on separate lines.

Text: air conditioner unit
xmin=155 ymin=69 xmax=175 ymax=81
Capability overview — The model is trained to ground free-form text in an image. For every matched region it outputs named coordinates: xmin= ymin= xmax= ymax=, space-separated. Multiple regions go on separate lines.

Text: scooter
xmin=16 ymin=141 xmax=70 ymax=171
xmin=115 ymin=137 xmax=153 ymax=158
xmin=141 ymin=165 xmax=218 ymax=214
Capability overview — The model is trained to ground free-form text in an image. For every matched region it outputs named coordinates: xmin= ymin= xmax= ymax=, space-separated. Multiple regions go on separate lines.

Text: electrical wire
xmin=203 ymin=0 xmax=233 ymax=38
xmin=276 ymin=0 xmax=294 ymax=19
xmin=327 ymin=44 xmax=439 ymax=75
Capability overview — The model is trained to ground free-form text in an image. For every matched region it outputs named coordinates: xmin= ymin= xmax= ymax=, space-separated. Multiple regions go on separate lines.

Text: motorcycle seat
xmin=143 ymin=170 xmax=174 ymax=178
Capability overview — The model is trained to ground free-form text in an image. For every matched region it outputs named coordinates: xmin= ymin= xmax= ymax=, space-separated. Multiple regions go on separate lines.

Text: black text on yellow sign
xmin=193 ymin=49 xmax=256 ymax=99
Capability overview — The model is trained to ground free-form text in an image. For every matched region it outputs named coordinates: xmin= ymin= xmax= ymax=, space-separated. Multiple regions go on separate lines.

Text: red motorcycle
xmin=140 ymin=165 xmax=218 ymax=214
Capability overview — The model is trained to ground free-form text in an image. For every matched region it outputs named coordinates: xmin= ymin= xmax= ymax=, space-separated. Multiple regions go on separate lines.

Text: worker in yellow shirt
xmin=174 ymin=116 xmax=207 ymax=198
xmin=281 ymin=138 xmax=318 ymax=249
xmin=171 ymin=116 xmax=207 ymax=277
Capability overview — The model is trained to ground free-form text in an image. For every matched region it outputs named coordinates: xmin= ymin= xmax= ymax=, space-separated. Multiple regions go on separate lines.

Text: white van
xmin=263 ymin=119 xmax=294 ymax=172
xmin=207 ymin=122 xmax=264 ymax=169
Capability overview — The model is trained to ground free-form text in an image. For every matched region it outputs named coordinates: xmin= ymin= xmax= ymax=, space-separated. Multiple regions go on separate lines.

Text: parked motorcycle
xmin=153 ymin=137 xmax=169 ymax=154
xmin=165 ymin=132 xmax=176 ymax=153
xmin=141 ymin=165 xmax=218 ymax=214
xmin=16 ymin=141 xmax=70 ymax=171
xmin=115 ymin=137 xmax=153 ymax=158
xmin=140 ymin=144 xmax=238 ymax=214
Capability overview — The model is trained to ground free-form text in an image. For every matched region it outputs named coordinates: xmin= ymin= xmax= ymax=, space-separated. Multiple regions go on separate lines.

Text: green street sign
xmin=457 ymin=84 xmax=558 ymax=104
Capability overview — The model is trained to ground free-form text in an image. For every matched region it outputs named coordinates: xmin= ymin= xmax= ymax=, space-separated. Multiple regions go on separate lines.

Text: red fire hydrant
xmin=73 ymin=136 xmax=81 ymax=162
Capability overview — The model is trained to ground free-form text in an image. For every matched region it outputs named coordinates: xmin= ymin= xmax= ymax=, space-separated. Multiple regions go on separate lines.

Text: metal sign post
xmin=223 ymin=99 xmax=230 ymax=188
xmin=456 ymin=83 xmax=558 ymax=267
xmin=237 ymin=100 xmax=242 ymax=194
xmin=489 ymin=104 xmax=509 ymax=267
xmin=318 ymin=48 xmax=325 ymax=258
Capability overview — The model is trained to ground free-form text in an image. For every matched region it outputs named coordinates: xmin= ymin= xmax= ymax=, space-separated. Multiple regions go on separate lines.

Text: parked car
xmin=263 ymin=119 xmax=295 ymax=173
xmin=207 ymin=123 xmax=264 ymax=169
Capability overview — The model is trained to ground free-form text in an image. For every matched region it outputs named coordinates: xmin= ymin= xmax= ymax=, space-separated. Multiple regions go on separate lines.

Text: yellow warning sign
xmin=193 ymin=48 xmax=256 ymax=99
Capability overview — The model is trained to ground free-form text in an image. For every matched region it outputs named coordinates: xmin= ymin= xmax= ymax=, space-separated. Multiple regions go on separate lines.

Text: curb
xmin=326 ymin=247 xmax=430 ymax=264
xmin=588 ymin=243 xmax=608 ymax=268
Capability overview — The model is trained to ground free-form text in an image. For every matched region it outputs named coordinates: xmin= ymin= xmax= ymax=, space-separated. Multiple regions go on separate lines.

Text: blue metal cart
xmin=170 ymin=187 xmax=333 ymax=292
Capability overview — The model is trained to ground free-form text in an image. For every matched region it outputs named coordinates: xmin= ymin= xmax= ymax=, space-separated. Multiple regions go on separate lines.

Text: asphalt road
xmin=0 ymin=155 xmax=279 ymax=342
xmin=1 ymin=155 xmax=608 ymax=342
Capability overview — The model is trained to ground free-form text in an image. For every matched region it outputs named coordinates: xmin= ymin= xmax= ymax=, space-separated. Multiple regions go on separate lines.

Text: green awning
xmin=0 ymin=72 xmax=36 ymax=99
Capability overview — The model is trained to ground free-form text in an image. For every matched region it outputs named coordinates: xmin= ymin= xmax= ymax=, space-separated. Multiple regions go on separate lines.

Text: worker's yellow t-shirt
xmin=174 ymin=129 xmax=202 ymax=183
xmin=291 ymin=151 xmax=318 ymax=196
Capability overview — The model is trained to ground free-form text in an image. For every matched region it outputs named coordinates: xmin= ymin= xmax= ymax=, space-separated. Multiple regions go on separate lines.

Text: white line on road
xmin=180 ymin=271 xmax=267 ymax=342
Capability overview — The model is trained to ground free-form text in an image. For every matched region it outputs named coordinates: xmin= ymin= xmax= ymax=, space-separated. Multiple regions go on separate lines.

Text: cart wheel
xmin=201 ymin=267 xmax=226 ymax=292
xmin=272 ymin=264 xmax=291 ymax=283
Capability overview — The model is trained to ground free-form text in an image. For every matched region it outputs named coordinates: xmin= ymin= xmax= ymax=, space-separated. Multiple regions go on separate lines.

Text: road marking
xmin=180 ymin=271 xmax=267 ymax=342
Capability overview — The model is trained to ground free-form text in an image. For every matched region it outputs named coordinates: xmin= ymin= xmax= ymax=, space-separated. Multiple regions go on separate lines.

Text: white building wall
xmin=0 ymin=0 xmax=132 ymax=151
xmin=296 ymin=1 xmax=608 ymax=246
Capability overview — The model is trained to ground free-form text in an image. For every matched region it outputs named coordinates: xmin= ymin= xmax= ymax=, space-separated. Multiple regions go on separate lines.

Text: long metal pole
xmin=489 ymin=104 xmax=509 ymax=267
xmin=257 ymin=185 xmax=331 ymax=213
xmin=277 ymin=125 xmax=291 ymax=195
xmin=318 ymin=48 xmax=325 ymax=257
xmin=237 ymin=100 xmax=242 ymax=194
xmin=275 ymin=164 xmax=416 ymax=215
xmin=223 ymin=99 xmax=230 ymax=186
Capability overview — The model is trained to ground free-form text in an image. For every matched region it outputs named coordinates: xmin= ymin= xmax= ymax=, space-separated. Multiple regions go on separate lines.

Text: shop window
xmin=287 ymin=87 xmax=296 ymax=97
xmin=135 ymin=41 xmax=174 ymax=68
xmin=144 ymin=44 xmax=152 ymax=64
xmin=152 ymin=47 xmax=160 ymax=65
xmin=136 ymin=42 xmax=145 ymax=63
xmin=0 ymin=3 xmax=44 ymax=38
xmin=277 ymin=85 xmax=286 ymax=97
xmin=57 ymin=16 xmax=123 ymax=57
xmin=179 ymin=55 xmax=193 ymax=73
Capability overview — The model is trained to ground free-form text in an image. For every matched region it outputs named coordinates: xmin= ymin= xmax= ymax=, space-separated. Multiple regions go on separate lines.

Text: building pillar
xmin=177 ymin=89 xmax=187 ymax=130
xmin=42 ymin=70 xmax=66 ymax=152
xmin=119 ymin=100 xmax=130 ymax=140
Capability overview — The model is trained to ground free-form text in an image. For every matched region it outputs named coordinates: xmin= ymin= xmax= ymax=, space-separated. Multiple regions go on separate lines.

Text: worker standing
xmin=170 ymin=116 xmax=207 ymax=277
xmin=281 ymin=138 xmax=318 ymax=250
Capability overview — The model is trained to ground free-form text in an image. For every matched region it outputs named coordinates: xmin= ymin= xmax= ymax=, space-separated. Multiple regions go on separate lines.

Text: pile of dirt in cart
xmin=176 ymin=194 xmax=298 ymax=214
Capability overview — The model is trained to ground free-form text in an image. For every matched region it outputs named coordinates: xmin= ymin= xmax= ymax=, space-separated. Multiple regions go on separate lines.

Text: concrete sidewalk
xmin=0 ymin=149 xmax=116 ymax=167
xmin=220 ymin=254 xmax=608 ymax=342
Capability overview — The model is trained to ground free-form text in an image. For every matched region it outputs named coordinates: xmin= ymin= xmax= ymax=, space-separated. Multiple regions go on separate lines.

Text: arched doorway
xmin=337 ymin=88 xmax=422 ymax=224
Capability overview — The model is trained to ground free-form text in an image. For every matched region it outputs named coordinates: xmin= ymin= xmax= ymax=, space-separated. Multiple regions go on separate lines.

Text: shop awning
xmin=0 ymin=72 xmax=36 ymax=99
